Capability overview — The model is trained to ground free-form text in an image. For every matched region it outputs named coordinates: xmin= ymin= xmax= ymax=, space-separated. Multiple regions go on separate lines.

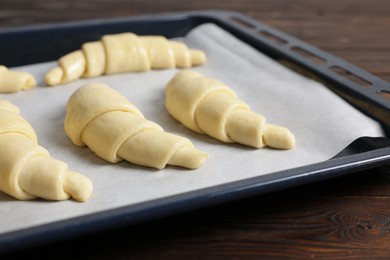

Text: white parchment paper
xmin=0 ymin=24 xmax=385 ymax=234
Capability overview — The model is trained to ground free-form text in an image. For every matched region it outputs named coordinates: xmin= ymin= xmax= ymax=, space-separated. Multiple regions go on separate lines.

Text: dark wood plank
xmin=1 ymin=0 xmax=390 ymax=258
xmin=5 ymin=171 xmax=390 ymax=258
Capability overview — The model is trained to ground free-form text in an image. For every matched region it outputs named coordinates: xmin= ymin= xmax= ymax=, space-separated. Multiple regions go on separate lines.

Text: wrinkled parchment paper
xmin=0 ymin=24 xmax=384 ymax=234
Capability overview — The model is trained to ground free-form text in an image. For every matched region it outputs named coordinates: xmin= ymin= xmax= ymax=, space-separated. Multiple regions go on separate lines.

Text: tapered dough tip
xmin=263 ymin=124 xmax=295 ymax=150
xmin=21 ymin=73 xmax=37 ymax=90
xmin=63 ymin=171 xmax=93 ymax=202
xmin=169 ymin=146 xmax=209 ymax=169
xmin=189 ymin=49 xmax=206 ymax=66
xmin=44 ymin=67 xmax=63 ymax=86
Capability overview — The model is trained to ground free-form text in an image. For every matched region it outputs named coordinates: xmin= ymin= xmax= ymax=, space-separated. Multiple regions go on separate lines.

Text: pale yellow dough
xmin=64 ymin=83 xmax=209 ymax=169
xmin=0 ymin=65 xmax=37 ymax=93
xmin=165 ymin=71 xmax=295 ymax=149
xmin=0 ymin=100 xmax=93 ymax=202
xmin=45 ymin=33 xmax=206 ymax=86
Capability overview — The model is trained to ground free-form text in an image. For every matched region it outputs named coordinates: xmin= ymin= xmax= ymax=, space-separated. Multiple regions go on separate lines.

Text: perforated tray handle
xmin=202 ymin=11 xmax=390 ymax=134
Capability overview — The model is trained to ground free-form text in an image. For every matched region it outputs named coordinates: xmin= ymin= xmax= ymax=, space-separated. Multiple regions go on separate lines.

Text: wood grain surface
xmin=1 ymin=0 xmax=390 ymax=258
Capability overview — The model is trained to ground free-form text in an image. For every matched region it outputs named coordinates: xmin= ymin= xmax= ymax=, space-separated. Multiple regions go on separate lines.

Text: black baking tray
xmin=0 ymin=10 xmax=390 ymax=254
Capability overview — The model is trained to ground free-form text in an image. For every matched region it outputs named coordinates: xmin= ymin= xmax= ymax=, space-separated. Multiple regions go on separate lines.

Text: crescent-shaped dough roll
xmin=45 ymin=33 xmax=206 ymax=86
xmin=0 ymin=65 xmax=37 ymax=93
xmin=165 ymin=71 xmax=295 ymax=150
xmin=64 ymin=83 xmax=208 ymax=169
xmin=0 ymin=100 xmax=93 ymax=202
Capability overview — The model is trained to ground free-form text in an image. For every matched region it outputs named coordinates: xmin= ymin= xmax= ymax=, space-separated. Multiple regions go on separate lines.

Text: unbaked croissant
xmin=165 ymin=71 xmax=295 ymax=149
xmin=64 ymin=83 xmax=209 ymax=169
xmin=45 ymin=32 xmax=206 ymax=86
xmin=0 ymin=100 xmax=93 ymax=202
xmin=0 ymin=65 xmax=37 ymax=93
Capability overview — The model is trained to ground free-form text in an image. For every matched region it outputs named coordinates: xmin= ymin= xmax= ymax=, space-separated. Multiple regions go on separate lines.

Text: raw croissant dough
xmin=0 ymin=65 xmax=37 ymax=93
xmin=0 ymin=100 xmax=93 ymax=202
xmin=165 ymin=70 xmax=295 ymax=149
xmin=45 ymin=32 xmax=206 ymax=86
xmin=64 ymin=83 xmax=208 ymax=169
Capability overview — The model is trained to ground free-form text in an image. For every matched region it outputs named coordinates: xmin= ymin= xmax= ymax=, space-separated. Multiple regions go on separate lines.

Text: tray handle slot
xmin=378 ymin=90 xmax=390 ymax=101
xmin=258 ymin=30 xmax=288 ymax=46
xmin=290 ymin=46 xmax=326 ymax=65
xmin=329 ymin=66 xmax=373 ymax=88
xmin=230 ymin=16 xmax=257 ymax=29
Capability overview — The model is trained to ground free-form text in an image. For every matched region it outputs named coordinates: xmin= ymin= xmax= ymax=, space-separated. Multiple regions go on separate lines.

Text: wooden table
xmin=1 ymin=0 xmax=390 ymax=258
